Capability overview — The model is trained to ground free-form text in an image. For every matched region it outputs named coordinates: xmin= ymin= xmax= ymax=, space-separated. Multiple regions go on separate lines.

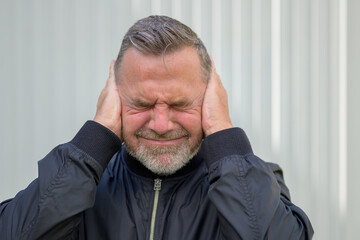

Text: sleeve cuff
xmin=70 ymin=121 xmax=122 ymax=170
xmin=202 ymin=127 xmax=253 ymax=168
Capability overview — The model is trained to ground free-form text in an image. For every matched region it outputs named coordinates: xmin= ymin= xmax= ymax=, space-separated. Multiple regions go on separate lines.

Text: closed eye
xmin=131 ymin=99 xmax=154 ymax=110
xmin=170 ymin=101 xmax=192 ymax=110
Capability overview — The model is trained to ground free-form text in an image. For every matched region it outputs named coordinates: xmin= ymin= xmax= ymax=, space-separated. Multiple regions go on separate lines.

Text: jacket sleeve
xmin=0 ymin=121 xmax=122 ymax=240
xmin=202 ymin=128 xmax=314 ymax=240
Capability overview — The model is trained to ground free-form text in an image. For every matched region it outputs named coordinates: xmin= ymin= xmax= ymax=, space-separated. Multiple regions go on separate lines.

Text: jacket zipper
xmin=149 ymin=178 xmax=162 ymax=240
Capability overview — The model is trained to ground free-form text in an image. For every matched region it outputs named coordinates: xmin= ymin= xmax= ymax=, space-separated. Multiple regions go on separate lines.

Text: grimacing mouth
xmin=135 ymin=129 xmax=190 ymax=141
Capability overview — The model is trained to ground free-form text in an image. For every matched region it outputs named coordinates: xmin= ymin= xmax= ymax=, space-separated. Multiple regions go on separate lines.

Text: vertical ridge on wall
xmin=291 ymin=0 xmax=312 ymax=213
xmin=231 ymin=0 xmax=242 ymax=126
xmin=338 ymin=0 xmax=348 ymax=232
xmin=211 ymin=0 xmax=222 ymax=74
xmin=172 ymin=0 xmax=182 ymax=21
xmin=271 ymin=0 xmax=281 ymax=155
xmin=328 ymin=1 xmax=342 ymax=237
xmin=310 ymin=0 xmax=322 ymax=235
xmin=192 ymin=0 xmax=202 ymax=38
xmin=251 ymin=0 xmax=262 ymax=146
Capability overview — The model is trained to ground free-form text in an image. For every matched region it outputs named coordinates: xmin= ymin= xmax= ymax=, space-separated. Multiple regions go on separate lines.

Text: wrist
xmin=202 ymin=127 xmax=253 ymax=168
xmin=70 ymin=121 xmax=122 ymax=170
xmin=93 ymin=117 xmax=122 ymax=139
xmin=204 ymin=122 xmax=233 ymax=137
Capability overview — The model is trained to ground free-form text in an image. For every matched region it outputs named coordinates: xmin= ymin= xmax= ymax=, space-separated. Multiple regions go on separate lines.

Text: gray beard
xmin=125 ymin=138 xmax=202 ymax=176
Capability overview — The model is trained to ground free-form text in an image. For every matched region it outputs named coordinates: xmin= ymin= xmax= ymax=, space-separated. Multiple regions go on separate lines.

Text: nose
xmin=148 ymin=105 xmax=174 ymax=135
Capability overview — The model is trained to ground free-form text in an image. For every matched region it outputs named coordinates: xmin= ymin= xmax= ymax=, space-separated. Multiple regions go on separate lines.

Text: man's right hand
xmin=93 ymin=60 xmax=122 ymax=139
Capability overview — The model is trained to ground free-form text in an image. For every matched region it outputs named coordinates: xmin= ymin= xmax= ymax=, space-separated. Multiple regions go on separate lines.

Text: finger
xmin=109 ymin=60 xmax=115 ymax=78
xmin=106 ymin=60 xmax=116 ymax=87
xmin=208 ymin=57 xmax=223 ymax=87
xmin=209 ymin=56 xmax=216 ymax=72
xmin=208 ymin=56 xmax=219 ymax=83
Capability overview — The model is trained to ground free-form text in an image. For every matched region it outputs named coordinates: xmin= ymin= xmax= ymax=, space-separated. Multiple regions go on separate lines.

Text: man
xmin=0 ymin=16 xmax=313 ymax=239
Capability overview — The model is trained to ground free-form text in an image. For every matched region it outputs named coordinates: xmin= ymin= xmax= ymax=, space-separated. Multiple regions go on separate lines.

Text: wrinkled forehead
xmin=117 ymin=46 xmax=204 ymax=85
xmin=115 ymin=46 xmax=209 ymax=84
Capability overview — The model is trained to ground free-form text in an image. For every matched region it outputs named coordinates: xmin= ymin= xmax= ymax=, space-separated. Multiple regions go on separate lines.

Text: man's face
xmin=118 ymin=46 xmax=207 ymax=175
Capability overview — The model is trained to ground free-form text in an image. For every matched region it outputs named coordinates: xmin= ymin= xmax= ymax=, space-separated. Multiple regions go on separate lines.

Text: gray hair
xmin=114 ymin=15 xmax=211 ymax=83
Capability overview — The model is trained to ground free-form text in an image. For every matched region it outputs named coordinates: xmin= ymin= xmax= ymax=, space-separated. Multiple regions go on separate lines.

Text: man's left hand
xmin=202 ymin=58 xmax=233 ymax=137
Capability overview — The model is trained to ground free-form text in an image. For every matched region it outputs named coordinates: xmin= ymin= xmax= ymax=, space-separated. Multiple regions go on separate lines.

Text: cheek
xmin=122 ymin=110 xmax=150 ymax=136
xmin=173 ymin=111 xmax=203 ymax=137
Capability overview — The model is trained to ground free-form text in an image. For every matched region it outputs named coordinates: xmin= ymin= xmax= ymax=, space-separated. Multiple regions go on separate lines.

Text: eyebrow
xmin=130 ymin=98 xmax=153 ymax=107
xmin=169 ymin=99 xmax=192 ymax=107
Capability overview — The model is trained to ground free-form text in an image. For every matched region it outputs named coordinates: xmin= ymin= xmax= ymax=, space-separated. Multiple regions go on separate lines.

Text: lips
xmin=139 ymin=136 xmax=187 ymax=146
xmin=135 ymin=128 xmax=189 ymax=139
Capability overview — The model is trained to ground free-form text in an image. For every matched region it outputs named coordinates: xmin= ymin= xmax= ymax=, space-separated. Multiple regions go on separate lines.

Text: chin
xmin=126 ymin=140 xmax=202 ymax=176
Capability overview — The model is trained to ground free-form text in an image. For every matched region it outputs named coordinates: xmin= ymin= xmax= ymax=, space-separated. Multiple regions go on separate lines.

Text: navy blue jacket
xmin=0 ymin=121 xmax=313 ymax=239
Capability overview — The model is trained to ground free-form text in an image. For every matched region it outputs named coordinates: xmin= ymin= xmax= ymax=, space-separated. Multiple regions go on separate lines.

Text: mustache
xmin=135 ymin=128 xmax=190 ymax=140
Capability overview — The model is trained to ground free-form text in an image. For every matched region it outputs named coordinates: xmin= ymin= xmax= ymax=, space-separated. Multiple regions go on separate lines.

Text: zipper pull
xmin=154 ymin=178 xmax=162 ymax=191
xmin=150 ymin=178 xmax=162 ymax=240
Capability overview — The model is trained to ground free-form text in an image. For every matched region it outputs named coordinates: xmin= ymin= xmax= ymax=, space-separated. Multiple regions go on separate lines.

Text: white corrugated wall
xmin=1 ymin=0 xmax=359 ymax=239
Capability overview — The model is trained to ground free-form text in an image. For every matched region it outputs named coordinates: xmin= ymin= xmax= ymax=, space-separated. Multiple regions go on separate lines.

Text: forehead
xmin=118 ymin=47 xmax=206 ymax=103
xmin=119 ymin=46 xmax=202 ymax=80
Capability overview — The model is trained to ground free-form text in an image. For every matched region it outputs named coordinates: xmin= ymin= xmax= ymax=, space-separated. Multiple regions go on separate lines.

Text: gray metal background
xmin=1 ymin=0 xmax=359 ymax=239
